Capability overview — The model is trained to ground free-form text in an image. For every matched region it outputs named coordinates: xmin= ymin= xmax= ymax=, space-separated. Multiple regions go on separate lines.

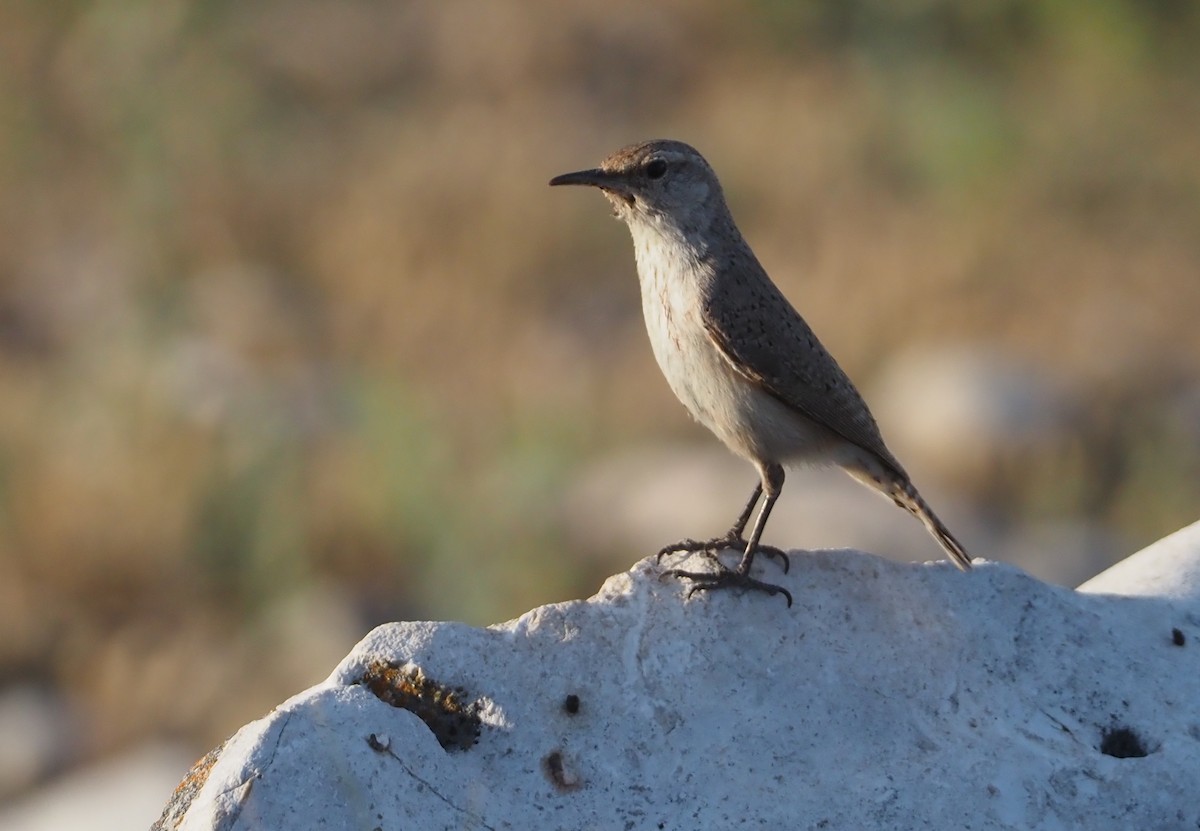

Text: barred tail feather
xmin=845 ymin=465 xmax=973 ymax=570
xmin=897 ymin=484 xmax=973 ymax=571
xmin=918 ymin=503 xmax=972 ymax=570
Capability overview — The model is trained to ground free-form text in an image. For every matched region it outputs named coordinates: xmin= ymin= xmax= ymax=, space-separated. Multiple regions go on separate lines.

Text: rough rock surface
xmin=159 ymin=521 xmax=1200 ymax=830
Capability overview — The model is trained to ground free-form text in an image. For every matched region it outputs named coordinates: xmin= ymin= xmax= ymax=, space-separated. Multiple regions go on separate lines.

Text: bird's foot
xmin=660 ymin=565 xmax=793 ymax=607
xmin=655 ymin=534 xmax=789 ymax=573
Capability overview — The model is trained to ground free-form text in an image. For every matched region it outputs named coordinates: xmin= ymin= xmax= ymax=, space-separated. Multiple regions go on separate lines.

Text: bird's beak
xmin=549 ymin=167 xmax=635 ymax=206
xmin=548 ymin=167 xmax=614 ymax=188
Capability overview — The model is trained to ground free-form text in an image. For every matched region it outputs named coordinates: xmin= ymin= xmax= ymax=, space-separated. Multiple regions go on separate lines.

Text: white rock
xmin=163 ymin=522 xmax=1200 ymax=830
xmin=1078 ymin=519 xmax=1200 ymax=600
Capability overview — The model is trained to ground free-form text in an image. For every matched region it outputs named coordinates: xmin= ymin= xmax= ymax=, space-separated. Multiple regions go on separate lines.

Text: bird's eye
xmin=645 ymin=159 xmax=668 ymax=180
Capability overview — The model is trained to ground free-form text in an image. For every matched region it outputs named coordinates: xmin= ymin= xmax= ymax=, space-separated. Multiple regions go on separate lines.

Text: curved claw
xmin=656 ymin=535 xmax=789 ymax=574
xmin=655 ymin=538 xmax=717 ymax=564
xmin=661 ymin=568 xmax=794 ymax=608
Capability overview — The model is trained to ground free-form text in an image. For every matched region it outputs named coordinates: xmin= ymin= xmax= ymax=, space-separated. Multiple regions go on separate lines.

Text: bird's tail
xmin=846 ymin=467 xmax=973 ymax=571
xmin=894 ymin=481 xmax=972 ymax=570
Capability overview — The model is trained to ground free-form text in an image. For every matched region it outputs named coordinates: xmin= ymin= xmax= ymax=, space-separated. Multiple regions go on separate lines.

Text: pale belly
xmin=639 ymin=271 xmax=839 ymax=467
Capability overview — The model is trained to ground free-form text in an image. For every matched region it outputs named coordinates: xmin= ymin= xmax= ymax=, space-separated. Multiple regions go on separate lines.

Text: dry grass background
xmin=1 ymin=0 xmax=1199 ymax=775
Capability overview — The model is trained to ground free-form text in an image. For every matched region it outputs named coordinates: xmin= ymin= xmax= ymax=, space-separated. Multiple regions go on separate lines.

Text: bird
xmin=550 ymin=140 xmax=972 ymax=605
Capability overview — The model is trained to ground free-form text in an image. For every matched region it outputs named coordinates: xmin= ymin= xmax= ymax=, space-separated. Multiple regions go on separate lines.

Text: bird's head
xmin=550 ymin=140 xmax=728 ymax=235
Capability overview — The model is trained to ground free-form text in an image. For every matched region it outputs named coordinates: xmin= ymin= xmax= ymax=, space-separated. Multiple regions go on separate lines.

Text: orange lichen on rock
xmin=355 ymin=661 xmax=481 ymax=751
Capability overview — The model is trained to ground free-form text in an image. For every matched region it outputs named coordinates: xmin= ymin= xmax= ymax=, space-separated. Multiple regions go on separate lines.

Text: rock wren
xmin=550 ymin=139 xmax=972 ymax=605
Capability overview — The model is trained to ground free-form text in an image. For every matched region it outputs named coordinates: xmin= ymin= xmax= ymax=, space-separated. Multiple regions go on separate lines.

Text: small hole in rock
xmin=1100 ymin=725 xmax=1148 ymax=759
xmin=563 ymin=694 xmax=580 ymax=715
xmin=543 ymin=749 xmax=581 ymax=791
xmin=1172 ymin=628 xmax=1185 ymax=646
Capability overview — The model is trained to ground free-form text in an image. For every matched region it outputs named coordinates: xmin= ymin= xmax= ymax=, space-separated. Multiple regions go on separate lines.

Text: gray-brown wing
xmin=701 ymin=257 xmax=904 ymax=474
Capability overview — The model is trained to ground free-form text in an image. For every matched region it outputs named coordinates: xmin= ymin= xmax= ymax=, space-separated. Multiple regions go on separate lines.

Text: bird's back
xmin=700 ymin=242 xmax=905 ymax=476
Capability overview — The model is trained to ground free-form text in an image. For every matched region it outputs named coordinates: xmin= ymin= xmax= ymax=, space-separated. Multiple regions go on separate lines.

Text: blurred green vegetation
xmin=0 ymin=0 xmax=1198 ymax=754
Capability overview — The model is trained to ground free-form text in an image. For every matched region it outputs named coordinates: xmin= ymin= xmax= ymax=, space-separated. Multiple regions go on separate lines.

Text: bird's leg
xmin=732 ymin=466 xmax=782 ymax=576
xmin=662 ymin=464 xmax=793 ymax=606
xmin=655 ymin=481 xmax=790 ymax=572
xmin=728 ymin=482 xmax=762 ymax=538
